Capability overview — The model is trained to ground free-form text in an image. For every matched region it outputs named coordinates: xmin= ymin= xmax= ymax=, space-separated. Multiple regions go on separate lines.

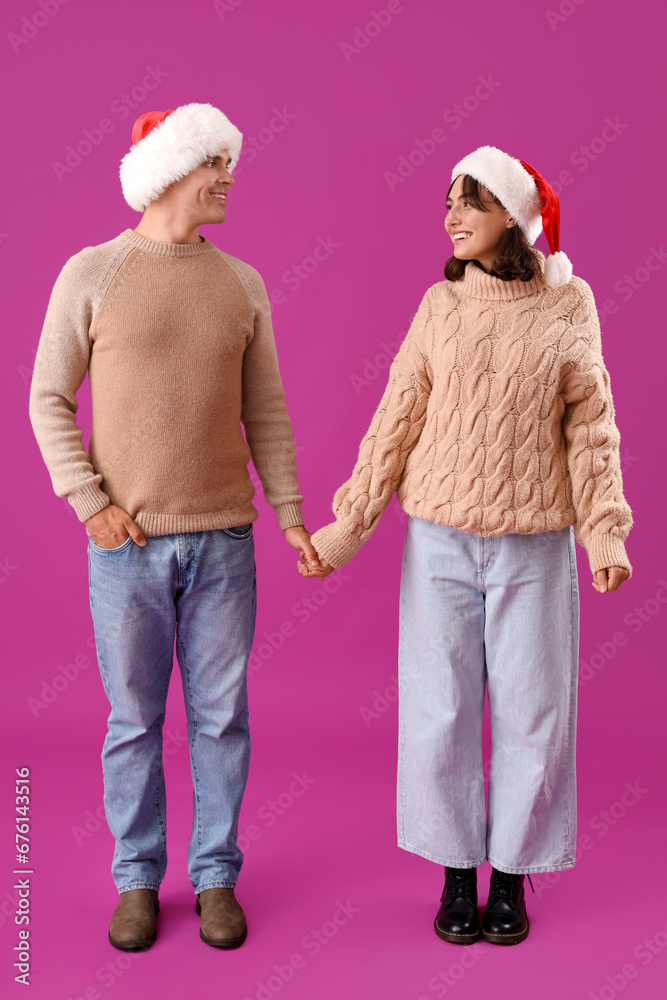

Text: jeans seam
xmin=480 ymin=629 xmax=488 ymax=857
xmin=154 ymin=656 xmax=173 ymax=880
xmin=397 ymin=521 xmax=409 ymax=846
xmin=565 ymin=525 xmax=580 ymax=860
xmin=176 ymin=630 xmax=202 ymax=861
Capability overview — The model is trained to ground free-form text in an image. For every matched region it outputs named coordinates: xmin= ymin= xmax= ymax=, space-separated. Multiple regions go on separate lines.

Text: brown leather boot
xmin=195 ymin=888 xmax=247 ymax=948
xmin=108 ymin=889 xmax=159 ymax=950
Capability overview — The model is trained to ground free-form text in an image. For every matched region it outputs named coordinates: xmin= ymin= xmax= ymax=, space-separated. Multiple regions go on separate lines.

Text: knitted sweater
xmin=28 ymin=228 xmax=304 ymax=535
xmin=310 ymin=249 xmax=633 ymax=578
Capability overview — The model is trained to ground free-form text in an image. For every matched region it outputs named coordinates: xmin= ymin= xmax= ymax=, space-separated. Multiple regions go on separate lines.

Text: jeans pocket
xmin=88 ymin=533 xmax=134 ymax=552
xmin=222 ymin=523 xmax=253 ymax=539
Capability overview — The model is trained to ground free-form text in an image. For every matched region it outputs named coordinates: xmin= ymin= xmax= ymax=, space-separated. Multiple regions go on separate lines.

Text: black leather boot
xmin=482 ymin=868 xmax=533 ymax=945
xmin=434 ymin=866 xmax=481 ymax=944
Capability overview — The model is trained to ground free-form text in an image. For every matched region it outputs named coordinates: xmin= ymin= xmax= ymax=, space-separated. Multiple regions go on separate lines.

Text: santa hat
xmin=450 ymin=145 xmax=572 ymax=288
xmin=119 ymin=102 xmax=243 ymax=212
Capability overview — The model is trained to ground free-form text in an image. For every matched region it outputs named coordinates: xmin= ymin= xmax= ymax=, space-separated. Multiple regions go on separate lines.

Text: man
xmin=28 ymin=102 xmax=321 ymax=951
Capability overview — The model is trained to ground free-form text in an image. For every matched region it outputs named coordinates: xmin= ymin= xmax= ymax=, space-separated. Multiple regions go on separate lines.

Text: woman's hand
xmin=298 ymin=557 xmax=335 ymax=579
xmin=283 ymin=526 xmax=336 ymax=578
xmin=592 ymin=566 xmax=630 ymax=593
xmin=297 ymin=547 xmax=335 ymax=579
xmin=284 ymin=526 xmax=335 ymax=577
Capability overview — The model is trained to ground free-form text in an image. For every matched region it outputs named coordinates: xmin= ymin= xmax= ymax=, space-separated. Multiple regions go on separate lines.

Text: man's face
xmin=158 ymin=148 xmax=235 ymax=224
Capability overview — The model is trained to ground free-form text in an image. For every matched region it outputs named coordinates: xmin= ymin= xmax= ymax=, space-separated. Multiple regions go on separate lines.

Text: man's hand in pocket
xmin=85 ymin=504 xmax=146 ymax=548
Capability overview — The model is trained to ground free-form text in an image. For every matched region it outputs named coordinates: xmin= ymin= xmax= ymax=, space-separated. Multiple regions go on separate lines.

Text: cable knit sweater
xmin=28 ymin=228 xmax=304 ymax=535
xmin=310 ymin=249 xmax=633 ymax=578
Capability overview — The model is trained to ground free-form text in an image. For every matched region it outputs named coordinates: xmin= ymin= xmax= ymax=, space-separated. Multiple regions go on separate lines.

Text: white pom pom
xmin=544 ymin=251 xmax=573 ymax=288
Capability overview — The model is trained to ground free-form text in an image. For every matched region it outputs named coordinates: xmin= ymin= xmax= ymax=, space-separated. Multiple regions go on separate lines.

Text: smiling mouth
xmin=210 ymin=192 xmax=227 ymax=203
xmin=453 ymin=232 xmax=472 ymax=243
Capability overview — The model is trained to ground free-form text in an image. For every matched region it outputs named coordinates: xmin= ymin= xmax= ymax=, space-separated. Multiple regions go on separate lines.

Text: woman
xmin=300 ymin=145 xmax=634 ymax=946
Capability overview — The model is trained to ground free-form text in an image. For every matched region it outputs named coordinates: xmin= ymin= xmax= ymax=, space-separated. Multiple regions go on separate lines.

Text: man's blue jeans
xmin=397 ymin=516 xmax=580 ymax=874
xmin=87 ymin=524 xmax=256 ymax=894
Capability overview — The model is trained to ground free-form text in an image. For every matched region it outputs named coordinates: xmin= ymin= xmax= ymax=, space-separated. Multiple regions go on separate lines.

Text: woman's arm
xmin=561 ymin=282 xmax=634 ymax=578
xmin=309 ymin=287 xmax=435 ymax=569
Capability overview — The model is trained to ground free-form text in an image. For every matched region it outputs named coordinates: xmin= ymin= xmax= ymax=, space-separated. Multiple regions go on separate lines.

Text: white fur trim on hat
xmin=450 ymin=145 xmax=543 ymax=245
xmin=119 ymin=103 xmax=243 ymax=212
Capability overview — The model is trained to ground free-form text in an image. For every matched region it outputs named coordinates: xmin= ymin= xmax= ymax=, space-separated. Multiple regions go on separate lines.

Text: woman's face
xmin=445 ymin=174 xmax=515 ymax=272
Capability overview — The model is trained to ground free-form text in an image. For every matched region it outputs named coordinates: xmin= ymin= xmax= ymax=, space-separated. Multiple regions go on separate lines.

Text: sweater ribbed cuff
xmin=275 ymin=502 xmax=305 ymax=531
xmin=68 ymin=483 xmax=111 ymax=522
xmin=587 ymin=533 xmax=633 ymax=579
xmin=309 ymin=521 xmax=365 ymax=570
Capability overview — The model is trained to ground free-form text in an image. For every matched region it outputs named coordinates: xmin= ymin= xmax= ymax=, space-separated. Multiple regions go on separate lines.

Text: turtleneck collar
xmin=455 ymin=248 xmax=548 ymax=301
xmin=119 ymin=228 xmax=217 ymax=258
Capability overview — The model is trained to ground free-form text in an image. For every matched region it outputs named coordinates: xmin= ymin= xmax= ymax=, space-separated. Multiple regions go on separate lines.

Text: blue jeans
xmin=87 ymin=525 xmax=257 ymax=894
xmin=397 ymin=516 xmax=580 ymax=874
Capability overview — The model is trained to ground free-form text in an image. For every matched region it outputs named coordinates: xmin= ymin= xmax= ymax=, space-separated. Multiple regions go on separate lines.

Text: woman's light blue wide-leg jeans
xmin=397 ymin=516 xmax=580 ymax=874
xmin=87 ymin=524 xmax=257 ymax=894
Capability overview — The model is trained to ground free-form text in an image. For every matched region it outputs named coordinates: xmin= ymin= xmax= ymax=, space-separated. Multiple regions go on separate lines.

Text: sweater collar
xmin=456 ymin=248 xmax=548 ymax=301
xmin=119 ymin=228 xmax=217 ymax=258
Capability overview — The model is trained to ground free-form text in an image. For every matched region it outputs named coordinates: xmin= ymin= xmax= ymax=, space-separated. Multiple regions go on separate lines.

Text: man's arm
xmin=239 ymin=266 xmax=305 ymax=530
xmin=28 ymin=253 xmax=111 ymax=521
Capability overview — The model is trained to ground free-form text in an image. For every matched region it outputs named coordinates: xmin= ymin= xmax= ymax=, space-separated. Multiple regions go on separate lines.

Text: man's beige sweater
xmin=310 ymin=249 xmax=633 ymax=577
xmin=29 ymin=228 xmax=304 ymax=535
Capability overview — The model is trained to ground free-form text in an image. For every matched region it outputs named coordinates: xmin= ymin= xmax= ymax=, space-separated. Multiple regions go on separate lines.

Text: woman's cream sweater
xmin=310 ymin=249 xmax=633 ymax=577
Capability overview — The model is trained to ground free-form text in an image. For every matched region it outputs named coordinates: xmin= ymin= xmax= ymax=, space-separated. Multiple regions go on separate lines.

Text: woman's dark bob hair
xmin=444 ymin=174 xmax=541 ymax=283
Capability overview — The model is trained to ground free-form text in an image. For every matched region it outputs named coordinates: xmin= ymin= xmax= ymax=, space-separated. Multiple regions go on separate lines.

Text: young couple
xmin=29 ymin=103 xmax=633 ymax=952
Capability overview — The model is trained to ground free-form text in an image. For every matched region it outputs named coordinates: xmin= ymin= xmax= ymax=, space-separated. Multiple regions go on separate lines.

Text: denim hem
xmin=117 ymin=882 xmax=161 ymax=893
xmin=194 ymin=881 xmax=237 ymax=893
xmin=397 ymin=840 xmax=486 ymax=868
xmin=487 ymin=856 xmax=576 ymax=874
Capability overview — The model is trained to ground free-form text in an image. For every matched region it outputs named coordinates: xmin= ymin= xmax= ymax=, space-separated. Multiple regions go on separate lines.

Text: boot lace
xmin=487 ymin=869 xmax=535 ymax=906
xmin=443 ymin=867 xmax=476 ymax=904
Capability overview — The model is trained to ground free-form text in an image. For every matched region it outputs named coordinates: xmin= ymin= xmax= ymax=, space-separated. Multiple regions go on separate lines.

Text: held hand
xmin=592 ymin=566 xmax=630 ymax=593
xmin=283 ymin=525 xmax=320 ymax=571
xmin=297 ymin=552 xmax=335 ymax=579
xmin=284 ymin=525 xmax=335 ymax=578
xmin=85 ymin=504 xmax=146 ymax=548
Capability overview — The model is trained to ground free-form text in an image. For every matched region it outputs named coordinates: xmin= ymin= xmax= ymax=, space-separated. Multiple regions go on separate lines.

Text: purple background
xmin=2 ymin=1 xmax=665 ymax=998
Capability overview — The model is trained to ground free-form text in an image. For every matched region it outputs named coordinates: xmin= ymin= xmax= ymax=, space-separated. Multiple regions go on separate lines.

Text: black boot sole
xmin=434 ymin=916 xmax=482 ymax=945
xmin=482 ymin=917 xmax=529 ymax=946
xmin=108 ymin=900 xmax=159 ymax=950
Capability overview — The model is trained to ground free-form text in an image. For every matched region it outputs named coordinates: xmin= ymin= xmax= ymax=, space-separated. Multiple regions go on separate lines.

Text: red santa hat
xmin=450 ymin=145 xmax=573 ymax=288
xmin=119 ymin=102 xmax=243 ymax=212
